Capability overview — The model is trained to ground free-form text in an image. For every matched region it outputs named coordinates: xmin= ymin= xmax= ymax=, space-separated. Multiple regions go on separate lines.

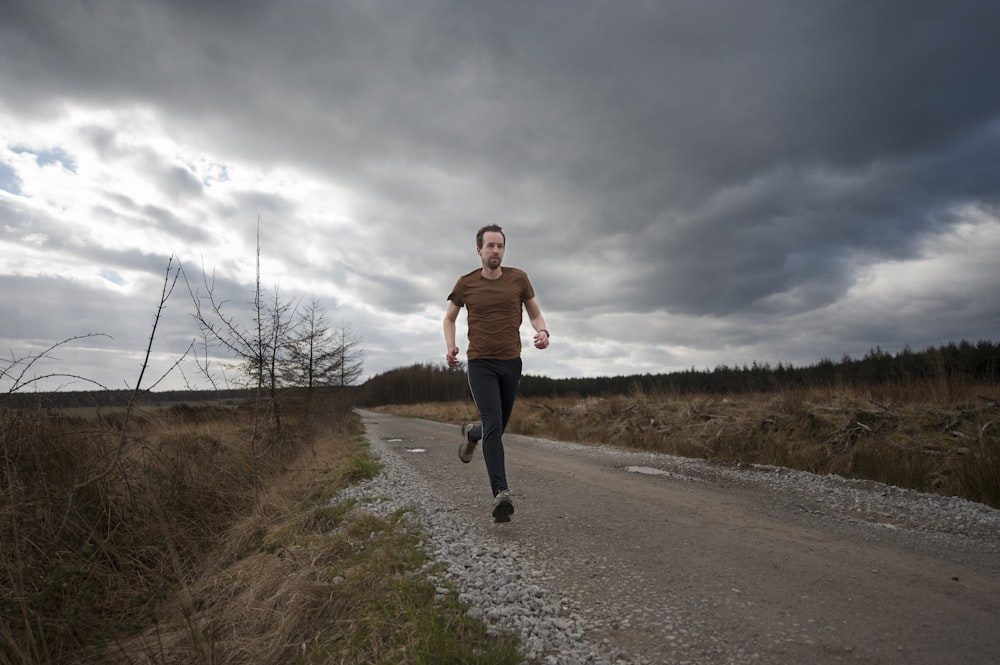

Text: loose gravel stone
xmin=334 ymin=433 xmax=640 ymax=664
xmin=336 ymin=424 xmax=1000 ymax=664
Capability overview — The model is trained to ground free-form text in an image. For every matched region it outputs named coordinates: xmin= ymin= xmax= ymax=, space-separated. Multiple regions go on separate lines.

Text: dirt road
xmin=358 ymin=410 xmax=1000 ymax=664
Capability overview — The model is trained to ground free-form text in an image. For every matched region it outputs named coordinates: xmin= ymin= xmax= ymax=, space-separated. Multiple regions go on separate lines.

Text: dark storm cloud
xmin=2 ymin=0 xmax=999 ymax=384
xmin=642 ymin=120 xmax=1000 ymax=317
xmin=7 ymin=2 xmax=999 ymax=226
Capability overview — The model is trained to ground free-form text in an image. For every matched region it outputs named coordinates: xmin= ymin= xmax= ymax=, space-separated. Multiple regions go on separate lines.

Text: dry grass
xmin=374 ymin=381 xmax=1000 ymax=508
xmin=1 ymin=392 xmax=522 ymax=665
xmin=103 ymin=438 xmax=520 ymax=664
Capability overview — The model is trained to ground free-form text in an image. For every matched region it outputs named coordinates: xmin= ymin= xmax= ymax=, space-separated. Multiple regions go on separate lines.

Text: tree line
xmin=357 ymin=338 xmax=1000 ymax=406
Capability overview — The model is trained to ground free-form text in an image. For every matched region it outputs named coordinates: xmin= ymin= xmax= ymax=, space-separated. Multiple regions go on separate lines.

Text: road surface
xmin=358 ymin=410 xmax=1000 ymax=664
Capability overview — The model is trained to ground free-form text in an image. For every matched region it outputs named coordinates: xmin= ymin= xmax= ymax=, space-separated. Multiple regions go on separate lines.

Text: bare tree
xmin=282 ymin=299 xmax=364 ymax=388
xmin=332 ymin=320 xmax=364 ymax=386
xmin=185 ymin=230 xmax=294 ymax=396
xmin=283 ymin=297 xmax=330 ymax=388
xmin=183 ymin=220 xmax=296 ymax=490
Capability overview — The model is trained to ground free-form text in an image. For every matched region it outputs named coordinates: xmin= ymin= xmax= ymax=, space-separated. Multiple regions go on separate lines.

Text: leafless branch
xmin=59 ymin=256 xmax=184 ymax=535
xmin=1 ymin=334 xmax=113 ymax=397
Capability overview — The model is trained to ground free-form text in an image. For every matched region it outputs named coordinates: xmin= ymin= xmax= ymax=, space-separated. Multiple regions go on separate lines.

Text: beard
xmin=486 ymin=256 xmax=502 ymax=268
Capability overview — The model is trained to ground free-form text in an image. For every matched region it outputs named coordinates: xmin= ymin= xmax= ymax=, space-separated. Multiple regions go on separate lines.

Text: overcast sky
xmin=2 ymin=0 xmax=999 ymax=393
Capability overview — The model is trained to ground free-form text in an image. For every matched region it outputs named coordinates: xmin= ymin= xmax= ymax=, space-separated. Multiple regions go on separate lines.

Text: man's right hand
xmin=446 ymin=346 xmax=460 ymax=367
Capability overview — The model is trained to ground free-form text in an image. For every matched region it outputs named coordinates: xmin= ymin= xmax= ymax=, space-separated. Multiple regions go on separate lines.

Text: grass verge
xmin=106 ymin=426 xmax=523 ymax=664
xmin=2 ymin=394 xmax=523 ymax=664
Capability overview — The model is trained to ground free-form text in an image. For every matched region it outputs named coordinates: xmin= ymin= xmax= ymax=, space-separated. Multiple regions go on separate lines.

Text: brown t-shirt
xmin=448 ymin=267 xmax=536 ymax=360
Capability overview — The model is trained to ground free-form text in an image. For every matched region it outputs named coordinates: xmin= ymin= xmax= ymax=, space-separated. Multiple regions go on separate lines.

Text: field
xmin=374 ymin=382 xmax=1000 ymax=509
xmin=3 ymin=380 xmax=997 ymax=663
xmin=0 ymin=390 xmax=522 ymax=665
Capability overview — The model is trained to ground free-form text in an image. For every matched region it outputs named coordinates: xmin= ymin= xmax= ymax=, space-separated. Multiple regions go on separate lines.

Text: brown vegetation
xmin=374 ymin=381 xmax=1000 ymax=509
xmin=1 ymin=390 xmax=521 ymax=664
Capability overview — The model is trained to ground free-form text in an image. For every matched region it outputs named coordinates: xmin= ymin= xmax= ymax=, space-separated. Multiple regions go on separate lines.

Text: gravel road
xmin=349 ymin=410 xmax=1000 ymax=665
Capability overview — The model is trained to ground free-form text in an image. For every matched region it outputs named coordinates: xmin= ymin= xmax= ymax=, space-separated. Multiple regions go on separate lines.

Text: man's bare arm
xmin=444 ymin=300 xmax=462 ymax=366
xmin=525 ymin=297 xmax=549 ymax=350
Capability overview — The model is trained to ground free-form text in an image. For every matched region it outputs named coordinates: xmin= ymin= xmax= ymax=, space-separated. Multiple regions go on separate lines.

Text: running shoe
xmin=492 ymin=489 xmax=514 ymax=522
xmin=459 ymin=422 xmax=479 ymax=463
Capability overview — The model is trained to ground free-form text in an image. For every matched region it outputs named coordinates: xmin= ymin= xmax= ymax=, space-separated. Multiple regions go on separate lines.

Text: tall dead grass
xmin=0 ymin=390 xmax=342 ymax=663
xmin=375 ymin=380 xmax=1000 ymax=508
xmin=2 ymin=388 xmax=522 ymax=664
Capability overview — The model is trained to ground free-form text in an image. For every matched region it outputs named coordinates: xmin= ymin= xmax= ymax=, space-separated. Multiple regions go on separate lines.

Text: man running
xmin=444 ymin=224 xmax=550 ymax=522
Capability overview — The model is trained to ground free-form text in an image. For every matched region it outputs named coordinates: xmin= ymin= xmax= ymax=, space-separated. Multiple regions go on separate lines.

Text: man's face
xmin=478 ymin=231 xmax=505 ymax=269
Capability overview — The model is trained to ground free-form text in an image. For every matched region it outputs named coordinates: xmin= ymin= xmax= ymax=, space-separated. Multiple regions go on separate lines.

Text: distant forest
xmin=0 ymin=387 xmax=259 ymax=410
xmin=5 ymin=339 xmax=998 ymax=410
xmin=356 ymin=339 xmax=1000 ymax=406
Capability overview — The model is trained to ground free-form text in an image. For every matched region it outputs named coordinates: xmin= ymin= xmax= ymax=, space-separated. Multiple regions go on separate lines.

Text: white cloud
xmin=1 ymin=1 xmax=999 ymax=392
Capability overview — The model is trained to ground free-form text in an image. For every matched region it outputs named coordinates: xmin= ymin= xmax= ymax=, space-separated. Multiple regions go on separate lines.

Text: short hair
xmin=476 ymin=224 xmax=505 ymax=249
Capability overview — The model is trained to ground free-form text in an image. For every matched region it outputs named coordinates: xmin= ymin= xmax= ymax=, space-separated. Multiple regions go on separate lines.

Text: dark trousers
xmin=467 ymin=358 xmax=522 ymax=496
